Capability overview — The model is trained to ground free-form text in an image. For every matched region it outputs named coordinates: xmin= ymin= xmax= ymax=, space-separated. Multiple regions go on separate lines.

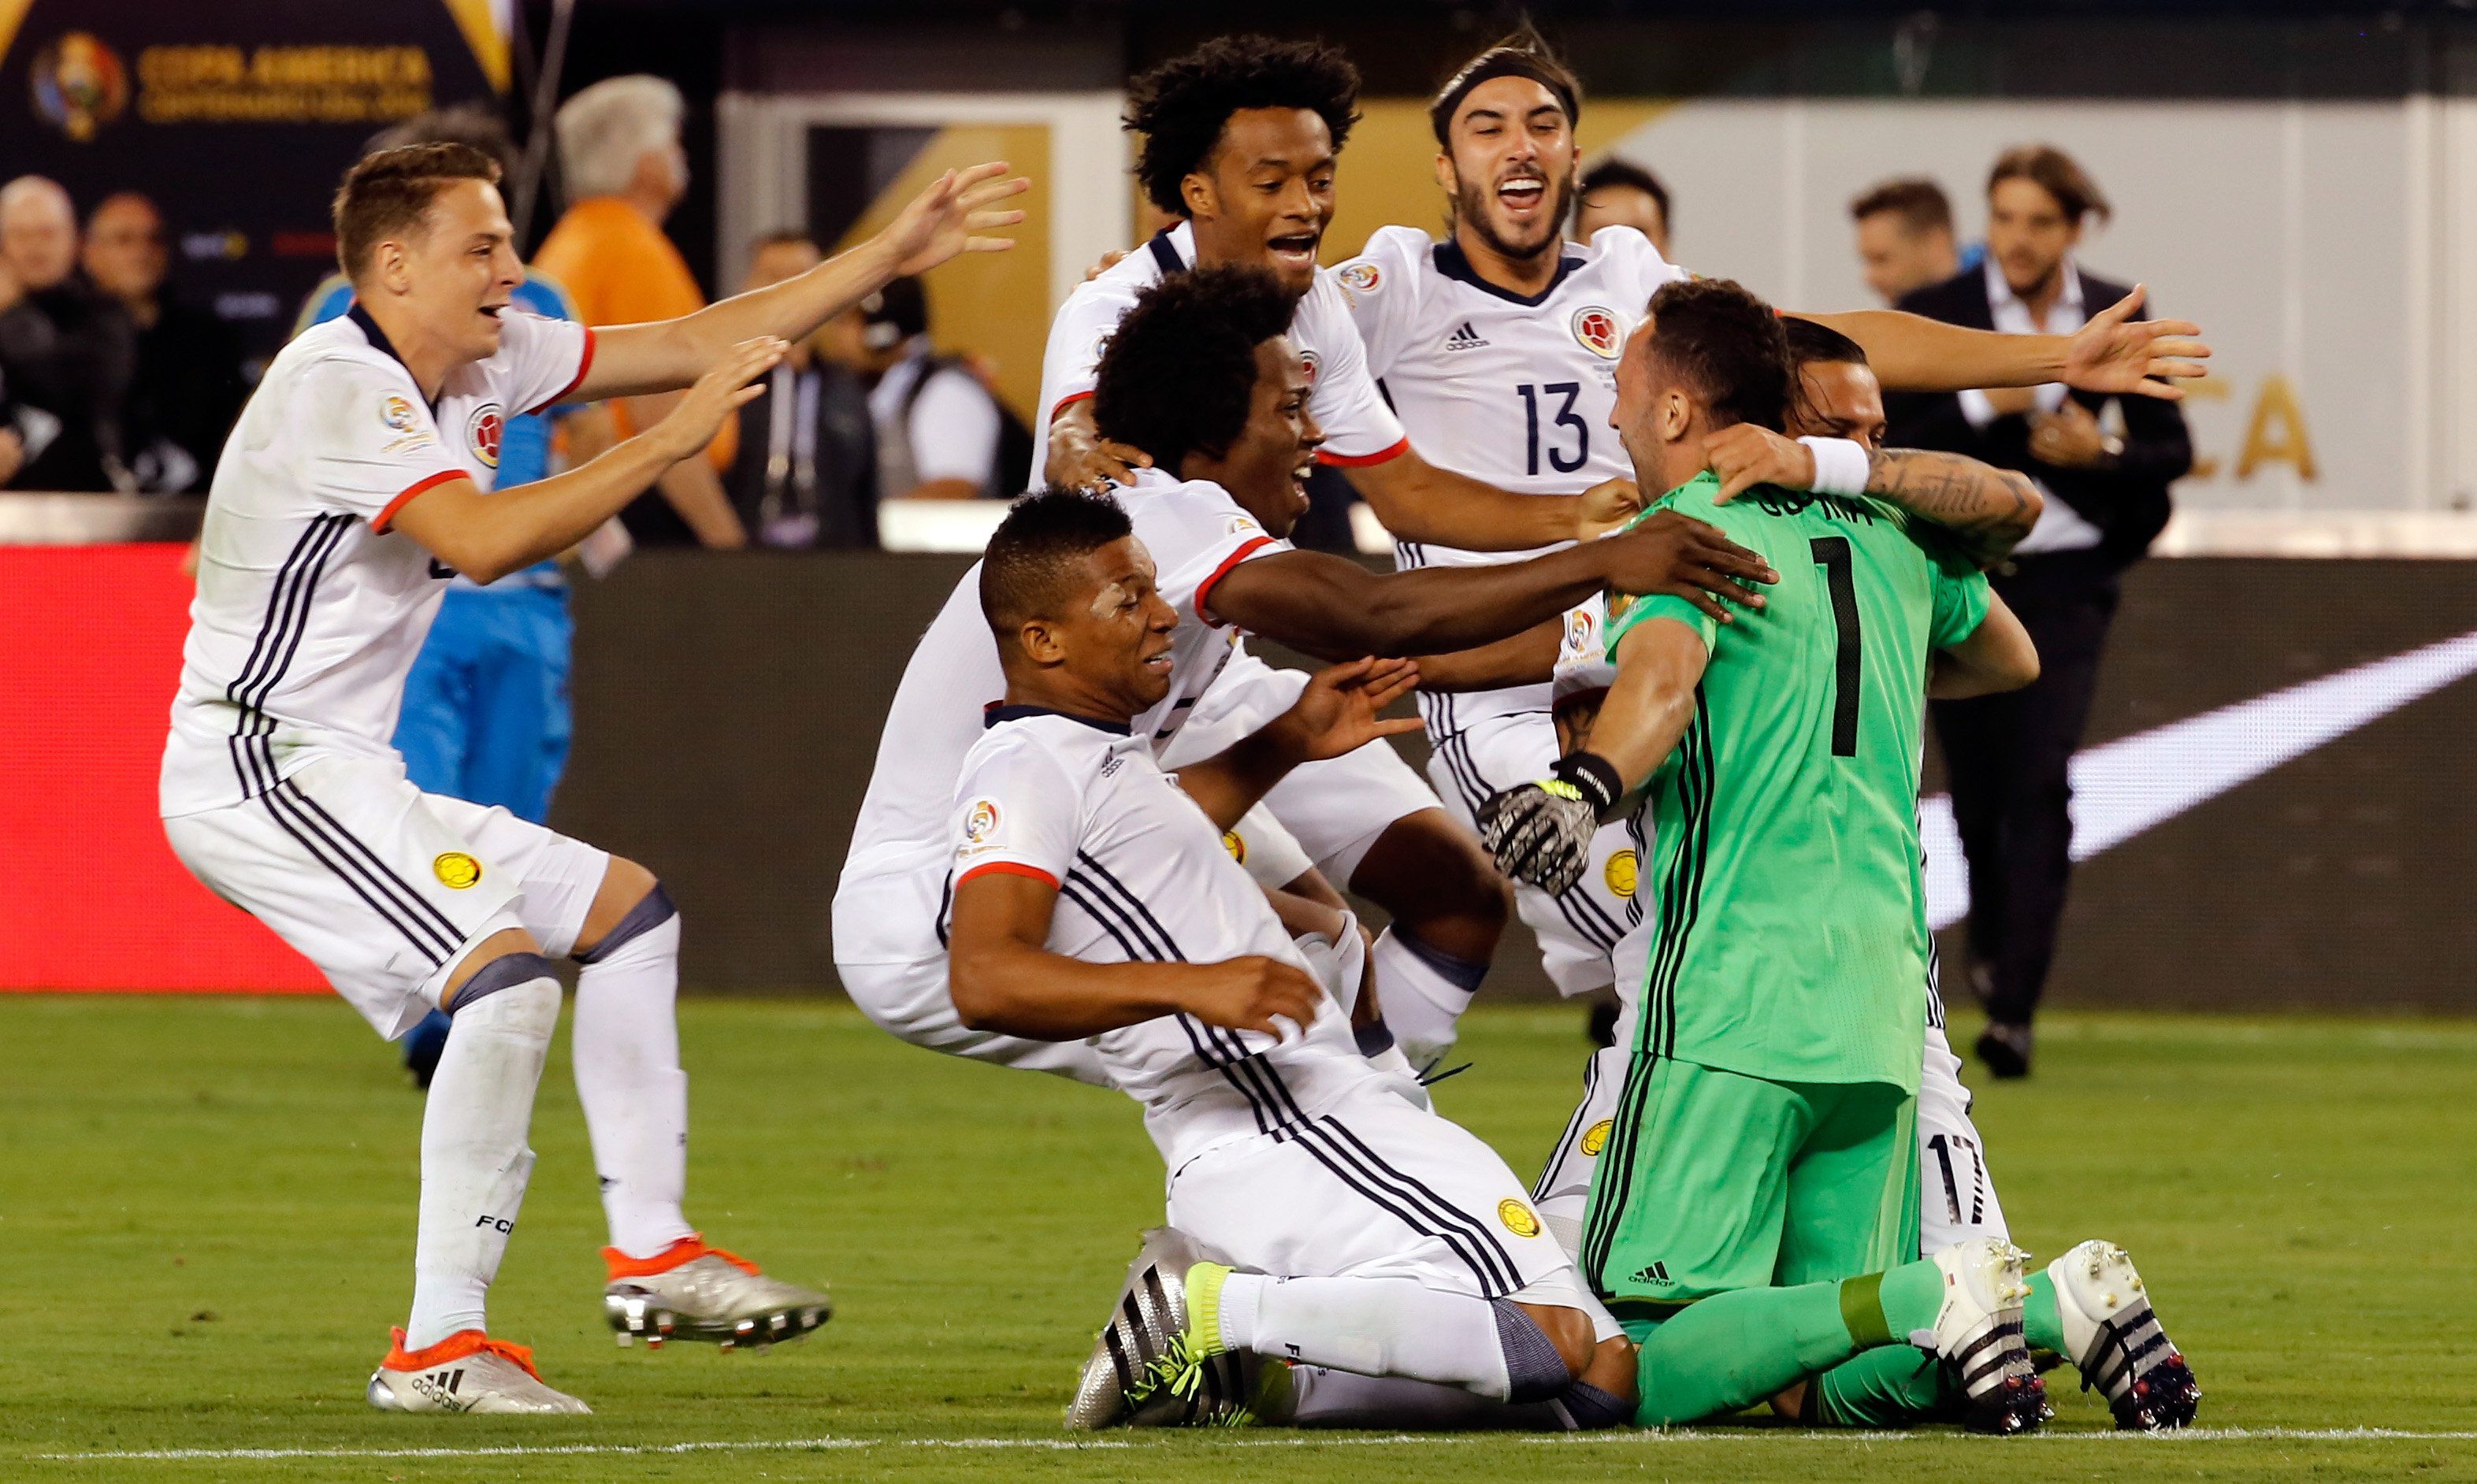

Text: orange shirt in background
xmin=533 ymin=196 xmax=737 ymax=469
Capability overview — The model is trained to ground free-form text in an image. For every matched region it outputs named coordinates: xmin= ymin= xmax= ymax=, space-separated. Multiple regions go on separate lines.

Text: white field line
xmin=35 ymin=1427 xmax=2477 ymax=1461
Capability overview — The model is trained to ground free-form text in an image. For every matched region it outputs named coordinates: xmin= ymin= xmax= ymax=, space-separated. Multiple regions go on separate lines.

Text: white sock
xmin=406 ymin=974 xmax=559 ymax=1349
xmin=1220 ymin=1271 xmax=1513 ymax=1399
xmin=1369 ymin=928 xmax=1480 ymax=1070
xmin=573 ymin=912 xmax=696 ymax=1260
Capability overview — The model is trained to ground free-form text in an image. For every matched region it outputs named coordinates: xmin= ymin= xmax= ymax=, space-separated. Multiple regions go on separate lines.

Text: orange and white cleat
xmin=603 ymin=1234 xmax=832 ymax=1352
xmin=366 ymin=1327 xmax=591 ymax=1414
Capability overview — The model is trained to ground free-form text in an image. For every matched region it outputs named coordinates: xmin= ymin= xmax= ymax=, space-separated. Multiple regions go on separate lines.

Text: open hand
xmin=1598 ymin=509 xmax=1778 ymax=624
xmin=1273 ymin=657 xmax=1424 ymax=762
xmin=1045 ymin=400 xmax=1153 ymax=489
xmin=1706 ymin=423 xmax=1819 ymax=503
xmin=2061 ymin=285 xmax=2208 ymax=401
xmin=1175 ymin=955 xmax=1325 ymax=1042
xmin=882 ymin=162 xmax=1031 ymax=278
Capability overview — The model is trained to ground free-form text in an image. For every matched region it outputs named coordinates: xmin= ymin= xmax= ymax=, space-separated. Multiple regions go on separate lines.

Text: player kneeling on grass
xmin=938 ymin=489 xmax=2040 ymax=1433
xmin=158 ymin=141 xmax=1024 ymax=1413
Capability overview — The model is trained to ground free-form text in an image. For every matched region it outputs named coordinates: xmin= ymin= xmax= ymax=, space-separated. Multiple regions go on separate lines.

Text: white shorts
xmin=1167 ymin=1080 xmax=1614 ymax=1336
xmin=1423 ymin=711 xmax=1636 ymax=996
xmin=1224 ymin=802 xmax=1316 ymax=890
xmin=837 ymin=954 xmax=1112 ymax=1086
xmin=162 ymin=753 xmax=608 ymax=1039
xmin=1528 ymin=925 xmax=2007 ymax=1258
xmin=1164 ymin=662 xmax=1436 ymax=889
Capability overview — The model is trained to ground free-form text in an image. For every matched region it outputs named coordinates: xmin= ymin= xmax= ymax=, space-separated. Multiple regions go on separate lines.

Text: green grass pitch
xmin=4 ymin=994 xmax=2473 ymax=1483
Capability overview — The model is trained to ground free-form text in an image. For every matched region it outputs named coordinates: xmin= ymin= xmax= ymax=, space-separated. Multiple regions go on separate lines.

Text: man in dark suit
xmin=1884 ymin=145 xmax=2193 ymax=1078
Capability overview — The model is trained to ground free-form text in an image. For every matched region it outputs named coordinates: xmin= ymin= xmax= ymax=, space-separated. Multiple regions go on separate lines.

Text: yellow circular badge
xmin=1220 ymin=830 xmax=1247 ymax=864
xmin=1580 ymin=1119 xmax=1613 ymax=1157
xmin=433 ymin=852 xmax=482 ymax=890
xmin=1603 ymin=848 xmax=1639 ymax=899
xmin=1497 ymin=1198 xmax=1542 ymax=1238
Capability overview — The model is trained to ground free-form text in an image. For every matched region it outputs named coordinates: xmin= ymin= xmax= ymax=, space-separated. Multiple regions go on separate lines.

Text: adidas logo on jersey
xmin=1443 ymin=321 xmax=1491 ymax=351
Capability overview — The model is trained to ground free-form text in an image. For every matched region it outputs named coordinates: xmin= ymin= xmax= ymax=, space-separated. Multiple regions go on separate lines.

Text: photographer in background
xmin=1885 ymin=144 xmax=2193 ymax=1080
xmin=847 ymin=274 xmax=1030 ymax=500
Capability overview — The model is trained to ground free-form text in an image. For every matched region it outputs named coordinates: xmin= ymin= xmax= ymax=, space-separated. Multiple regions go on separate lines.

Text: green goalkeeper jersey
xmin=1602 ymin=470 xmax=1992 ymax=1092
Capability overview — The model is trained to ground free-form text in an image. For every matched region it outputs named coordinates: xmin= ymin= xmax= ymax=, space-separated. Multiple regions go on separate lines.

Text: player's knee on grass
xmin=574 ymin=857 xmax=674 ymax=963
xmin=1351 ymin=813 xmax=1512 ymax=960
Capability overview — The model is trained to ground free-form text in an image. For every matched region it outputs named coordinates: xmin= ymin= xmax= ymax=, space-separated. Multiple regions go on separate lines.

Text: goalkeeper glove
xmin=1477 ymin=751 xmax=1623 ymax=895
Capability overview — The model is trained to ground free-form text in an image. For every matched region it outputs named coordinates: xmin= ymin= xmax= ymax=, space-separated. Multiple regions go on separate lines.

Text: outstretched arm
xmin=1175 ymin=659 xmax=1422 ymax=828
xmin=1342 ymin=447 xmax=1582 ymax=552
xmin=579 ymin=163 xmax=1029 ymax=402
xmin=946 ymin=872 xmax=1323 ymax=1042
xmin=1209 ymin=513 xmax=1773 ymax=662
xmin=1410 ymin=621 xmax=1560 ymax=693
xmin=1704 ymin=423 xmax=2043 ymax=569
xmin=1796 ymin=286 xmax=2207 ymax=402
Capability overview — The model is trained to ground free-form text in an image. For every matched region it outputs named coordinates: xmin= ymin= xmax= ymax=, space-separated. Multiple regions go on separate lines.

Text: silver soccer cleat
xmin=1066 ymin=1227 xmax=1259 ymax=1430
xmin=1926 ymin=1237 xmax=2050 ymax=1435
xmin=603 ymin=1241 xmax=832 ymax=1352
xmin=2045 ymin=1239 xmax=2200 ymax=1430
xmin=366 ymin=1330 xmax=591 ymax=1415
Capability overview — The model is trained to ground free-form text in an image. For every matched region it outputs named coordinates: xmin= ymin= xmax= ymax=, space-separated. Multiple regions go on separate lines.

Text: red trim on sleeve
xmin=373 ymin=470 xmax=464 ymax=532
xmin=1194 ymin=535 xmax=1276 ymax=628
xmin=1047 ymin=388 xmax=1094 ymax=425
xmin=524 ymin=325 xmax=597 ymax=416
xmin=1316 ymin=436 xmax=1409 ymax=469
xmin=956 ymin=860 xmax=1061 ymax=890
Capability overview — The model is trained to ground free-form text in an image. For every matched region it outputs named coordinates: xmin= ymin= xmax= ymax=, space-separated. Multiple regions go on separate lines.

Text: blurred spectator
xmin=1884 ymin=144 xmax=2193 ymax=1081
xmin=1573 ymin=158 xmax=1670 ymax=258
xmin=0 ymin=175 xmax=135 ymax=490
xmin=84 ymin=191 xmax=246 ymax=492
xmin=534 ymin=75 xmax=747 ymax=548
xmin=726 ymin=231 xmax=880 ymax=547
xmin=844 ymin=275 xmax=1030 ymax=500
xmin=1849 ymin=176 xmax=1960 ymax=305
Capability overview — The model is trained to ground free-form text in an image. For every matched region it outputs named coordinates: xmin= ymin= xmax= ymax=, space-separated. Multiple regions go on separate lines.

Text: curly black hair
xmin=980 ymin=486 xmax=1134 ymax=639
xmin=1125 ymin=35 xmax=1361 ymax=218
xmin=1093 ymin=264 xmax=1295 ymax=470
xmin=1643 ymin=279 xmax=1793 ymax=433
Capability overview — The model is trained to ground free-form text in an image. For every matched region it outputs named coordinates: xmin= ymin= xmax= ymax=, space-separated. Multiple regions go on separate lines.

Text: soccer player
xmin=1333 ymin=26 xmax=2211 ymax=1061
xmin=943 ymin=488 xmax=2049 ymax=1434
xmin=1484 ymin=280 xmax=2197 ymax=1431
xmin=835 ymin=264 xmax=1770 ymax=1089
xmin=297 ymin=105 xmax=615 ymax=1088
xmin=160 ymin=142 xmax=1024 ymax=1412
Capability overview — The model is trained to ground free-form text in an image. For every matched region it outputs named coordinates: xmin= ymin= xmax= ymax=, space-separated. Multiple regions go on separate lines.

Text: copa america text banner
xmin=0 ymin=0 xmax=505 ymax=373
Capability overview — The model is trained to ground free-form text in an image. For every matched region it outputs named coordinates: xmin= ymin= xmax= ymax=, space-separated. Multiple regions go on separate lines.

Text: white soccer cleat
xmin=1925 ymin=1237 xmax=2048 ymax=1435
xmin=1066 ymin=1227 xmax=1259 ymax=1430
xmin=366 ymin=1328 xmax=590 ymax=1415
xmin=2045 ymin=1240 xmax=2200 ymax=1430
xmin=602 ymin=1235 xmax=832 ymax=1352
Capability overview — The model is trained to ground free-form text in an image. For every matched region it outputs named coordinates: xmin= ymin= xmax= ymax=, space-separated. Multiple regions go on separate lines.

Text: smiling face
xmin=1036 ymin=536 xmax=1180 ymax=717
xmin=1187 ymin=335 xmax=1324 ymax=537
xmin=1788 ymin=359 xmax=1888 ymax=451
xmin=1439 ymin=76 xmax=1576 ymax=265
xmin=367 ymin=177 xmax=525 ymax=366
xmin=1184 ymin=107 xmax=1335 ymax=298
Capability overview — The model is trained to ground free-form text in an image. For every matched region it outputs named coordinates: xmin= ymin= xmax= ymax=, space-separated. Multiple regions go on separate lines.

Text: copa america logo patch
xmin=1298 ymin=349 xmax=1320 ymax=387
xmin=1572 ymin=306 xmax=1621 ymax=359
xmin=963 ymin=799 xmax=1001 ymax=844
xmin=466 ymin=403 xmax=504 ymax=469
xmin=1338 ymin=261 xmax=1380 ymax=293
xmin=379 ymin=395 xmax=419 ymax=432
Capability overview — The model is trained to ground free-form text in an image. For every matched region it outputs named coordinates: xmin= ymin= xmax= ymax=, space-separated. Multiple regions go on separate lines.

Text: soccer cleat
xmin=1975 ymin=1020 xmax=2034 ymax=1079
xmin=1925 ymin=1237 xmax=2049 ymax=1436
xmin=2045 ymin=1240 xmax=2200 ymax=1430
xmin=602 ymin=1234 xmax=831 ymax=1351
xmin=1065 ymin=1228 xmax=1260 ymax=1430
xmin=366 ymin=1327 xmax=590 ymax=1415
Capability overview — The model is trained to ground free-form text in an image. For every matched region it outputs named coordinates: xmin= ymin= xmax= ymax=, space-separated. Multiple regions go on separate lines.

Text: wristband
xmin=1548 ymin=750 xmax=1625 ymax=820
xmin=1799 ymin=436 xmax=1870 ymax=498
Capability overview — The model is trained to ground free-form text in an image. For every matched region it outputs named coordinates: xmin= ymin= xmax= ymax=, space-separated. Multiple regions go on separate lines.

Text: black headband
xmin=1429 ymin=51 xmax=1580 ymax=146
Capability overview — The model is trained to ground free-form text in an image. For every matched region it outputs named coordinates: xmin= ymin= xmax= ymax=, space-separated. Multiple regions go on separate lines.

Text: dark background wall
xmin=555 ymin=555 xmax=2477 ymax=1013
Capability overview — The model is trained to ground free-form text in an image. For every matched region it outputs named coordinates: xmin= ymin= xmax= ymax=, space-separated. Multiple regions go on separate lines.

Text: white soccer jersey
xmin=160 ymin=306 xmax=592 ymax=818
xmin=1034 ymin=222 xmax=1409 ymax=469
xmin=947 ymin=708 xmax=1368 ymax=1167
xmin=835 ymin=468 xmax=1292 ymax=966
xmin=1335 ymin=224 xmax=1684 ymax=736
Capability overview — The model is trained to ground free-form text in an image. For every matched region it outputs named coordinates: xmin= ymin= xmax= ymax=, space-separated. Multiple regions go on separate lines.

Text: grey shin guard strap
xmin=574 ymin=884 xmax=678 ymax=964
xmin=1492 ymin=1300 xmax=1575 ymax=1404
xmin=1554 ymin=1378 xmax=1632 ymax=1430
xmin=449 ymin=952 xmax=556 ymax=1015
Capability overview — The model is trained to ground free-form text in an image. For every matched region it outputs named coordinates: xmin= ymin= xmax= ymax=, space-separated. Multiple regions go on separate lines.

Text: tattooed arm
xmin=1704 ymin=423 xmax=2043 ymax=569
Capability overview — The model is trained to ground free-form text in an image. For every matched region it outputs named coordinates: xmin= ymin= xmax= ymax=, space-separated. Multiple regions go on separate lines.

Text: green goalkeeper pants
xmin=1583 ymin=1055 xmax=1920 ymax=1326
